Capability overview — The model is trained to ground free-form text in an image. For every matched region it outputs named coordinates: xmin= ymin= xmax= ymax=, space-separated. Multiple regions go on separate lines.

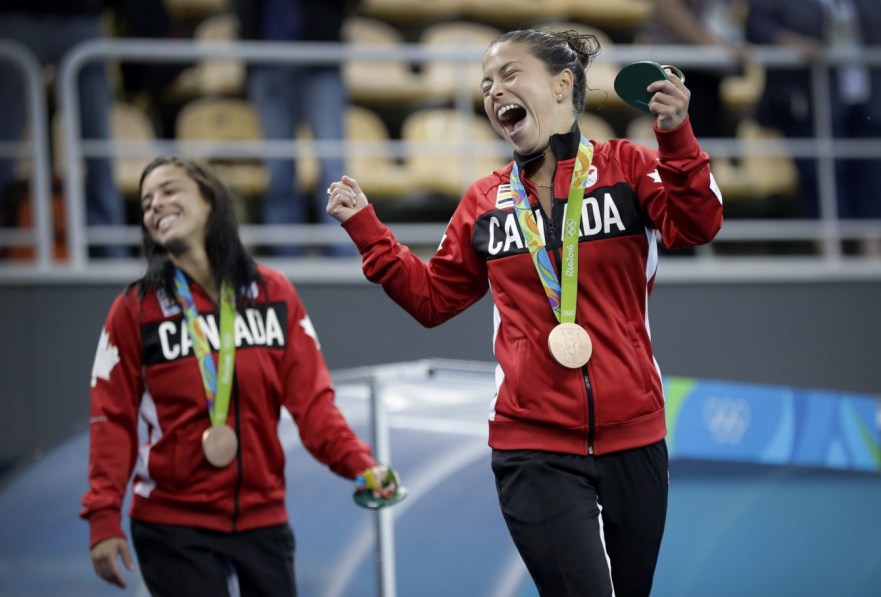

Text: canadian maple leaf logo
xmin=91 ymin=328 xmax=120 ymax=388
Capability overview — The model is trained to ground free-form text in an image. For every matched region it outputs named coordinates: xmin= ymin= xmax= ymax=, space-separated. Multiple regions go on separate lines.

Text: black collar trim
xmin=512 ymin=122 xmax=582 ymax=171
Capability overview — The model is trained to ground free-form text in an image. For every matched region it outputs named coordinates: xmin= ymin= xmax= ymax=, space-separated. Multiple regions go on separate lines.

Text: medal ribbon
xmin=174 ymin=269 xmax=236 ymax=426
xmin=509 ymin=137 xmax=595 ymax=323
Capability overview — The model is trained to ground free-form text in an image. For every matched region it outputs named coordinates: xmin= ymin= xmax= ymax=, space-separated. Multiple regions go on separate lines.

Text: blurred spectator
xmin=0 ymin=0 xmax=168 ymax=258
xmin=746 ymin=0 xmax=881 ymax=251
xmin=111 ymin=0 xmax=183 ymax=124
xmin=642 ymin=0 xmax=748 ymax=139
xmin=234 ymin=0 xmax=360 ymax=257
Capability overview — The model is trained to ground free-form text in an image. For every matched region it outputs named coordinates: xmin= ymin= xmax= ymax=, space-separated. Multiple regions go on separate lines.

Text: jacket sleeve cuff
xmin=654 ymin=114 xmax=700 ymax=159
xmin=341 ymin=205 xmax=387 ymax=251
xmin=88 ymin=509 xmax=124 ymax=548
xmin=349 ymin=453 xmax=378 ymax=479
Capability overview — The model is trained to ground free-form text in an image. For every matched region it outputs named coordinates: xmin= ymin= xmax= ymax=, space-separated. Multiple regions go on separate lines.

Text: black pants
xmin=492 ymin=441 xmax=668 ymax=597
xmin=131 ymin=520 xmax=297 ymax=597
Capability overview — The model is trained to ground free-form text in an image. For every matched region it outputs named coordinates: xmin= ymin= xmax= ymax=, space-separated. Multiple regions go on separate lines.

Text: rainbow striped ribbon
xmin=509 ymin=137 xmax=594 ymax=322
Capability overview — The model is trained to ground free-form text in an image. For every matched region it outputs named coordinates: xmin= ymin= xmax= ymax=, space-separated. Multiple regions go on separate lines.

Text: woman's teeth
xmin=158 ymin=214 xmax=178 ymax=230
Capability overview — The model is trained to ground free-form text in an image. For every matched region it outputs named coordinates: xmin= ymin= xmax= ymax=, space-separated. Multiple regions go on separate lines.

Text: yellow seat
xmin=48 ymin=101 xmax=158 ymax=199
xmin=345 ymin=105 xmax=415 ymax=199
xmin=359 ymin=0 xmax=464 ymax=24
xmin=561 ymin=0 xmax=653 ymax=30
xmin=579 ymin=112 xmax=617 ymax=143
xmin=174 ymin=97 xmax=268 ymax=200
xmin=418 ymin=21 xmax=502 ymax=105
xmin=109 ymin=101 xmax=158 ymax=197
xmin=168 ymin=13 xmax=244 ymax=100
xmin=290 ymin=105 xmax=414 ymax=199
xmin=625 ymin=115 xmax=656 ymax=149
xmin=401 ymin=108 xmax=507 ymax=198
xmin=463 ymin=0 xmax=568 ymax=28
xmin=702 ymin=118 xmax=797 ymax=203
xmin=721 ymin=61 xmax=765 ymax=114
xmin=735 ymin=118 xmax=797 ymax=199
xmin=341 ymin=17 xmax=427 ymax=105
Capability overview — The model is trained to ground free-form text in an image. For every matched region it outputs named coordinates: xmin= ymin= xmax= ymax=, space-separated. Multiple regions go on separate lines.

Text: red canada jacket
xmin=80 ymin=265 xmax=375 ymax=548
xmin=343 ymin=118 xmax=723 ymax=457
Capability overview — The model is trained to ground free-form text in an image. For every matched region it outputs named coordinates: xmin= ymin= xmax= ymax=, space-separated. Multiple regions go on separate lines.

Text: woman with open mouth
xmin=327 ymin=27 xmax=723 ymax=597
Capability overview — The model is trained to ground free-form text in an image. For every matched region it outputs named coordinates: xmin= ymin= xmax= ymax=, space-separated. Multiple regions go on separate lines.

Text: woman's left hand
xmin=647 ymin=68 xmax=691 ymax=131
xmin=326 ymin=175 xmax=368 ymax=223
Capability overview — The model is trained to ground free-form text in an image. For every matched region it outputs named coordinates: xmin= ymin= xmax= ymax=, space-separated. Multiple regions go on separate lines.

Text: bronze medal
xmin=548 ymin=322 xmax=592 ymax=369
xmin=202 ymin=425 xmax=238 ymax=468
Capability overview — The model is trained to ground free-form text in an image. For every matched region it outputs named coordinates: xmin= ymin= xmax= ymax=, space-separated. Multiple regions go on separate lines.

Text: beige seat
xmin=463 ymin=0 xmax=568 ymax=28
xmin=48 ymin=101 xmax=158 ymax=199
xmin=418 ymin=21 xmax=502 ymax=105
xmin=289 ymin=124 xmax=319 ymax=196
xmin=739 ymin=119 xmax=797 ymax=198
xmin=359 ymin=0 xmax=464 ymax=24
xmin=561 ymin=0 xmax=653 ymax=30
xmin=341 ymin=17 xmax=427 ymax=105
xmin=109 ymin=102 xmax=158 ymax=197
xmin=174 ymin=97 xmax=268 ymax=200
xmin=168 ymin=13 xmax=244 ymax=101
xmin=625 ymin=115 xmax=657 ymax=149
xmin=291 ymin=105 xmax=414 ymax=199
xmin=726 ymin=118 xmax=797 ymax=201
xmin=721 ymin=61 xmax=765 ymax=114
xmin=401 ymin=108 xmax=507 ymax=198
xmin=579 ymin=112 xmax=617 ymax=143
xmin=345 ymin=105 xmax=415 ymax=199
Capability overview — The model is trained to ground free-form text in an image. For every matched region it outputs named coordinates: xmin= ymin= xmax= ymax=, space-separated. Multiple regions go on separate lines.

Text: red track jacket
xmin=343 ymin=118 xmax=723 ymax=457
xmin=81 ymin=265 xmax=375 ymax=548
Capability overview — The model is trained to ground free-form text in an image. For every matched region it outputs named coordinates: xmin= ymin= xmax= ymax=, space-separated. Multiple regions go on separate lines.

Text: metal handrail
xmin=0 ymin=41 xmax=53 ymax=269
xmin=44 ymin=39 xmax=881 ymax=269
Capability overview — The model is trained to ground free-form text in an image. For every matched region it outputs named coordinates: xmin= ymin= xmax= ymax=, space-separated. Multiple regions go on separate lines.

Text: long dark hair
xmin=489 ymin=28 xmax=601 ymax=116
xmin=137 ymin=156 xmax=263 ymax=301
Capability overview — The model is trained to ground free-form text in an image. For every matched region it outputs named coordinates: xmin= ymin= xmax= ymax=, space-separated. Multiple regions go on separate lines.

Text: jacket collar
xmin=512 ymin=122 xmax=582 ymax=172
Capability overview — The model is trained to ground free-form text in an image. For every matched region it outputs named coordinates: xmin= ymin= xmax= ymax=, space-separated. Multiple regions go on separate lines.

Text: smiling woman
xmin=324 ymin=26 xmax=723 ymax=597
xmin=140 ymin=164 xmax=214 ymax=264
xmin=81 ymin=156 xmax=405 ymax=594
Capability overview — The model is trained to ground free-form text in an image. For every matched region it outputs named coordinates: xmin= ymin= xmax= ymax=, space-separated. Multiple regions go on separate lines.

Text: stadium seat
xmin=174 ymin=97 xmax=267 ymax=201
xmin=579 ymin=112 xmax=617 ymax=143
xmin=721 ymin=61 xmax=765 ymax=114
xmin=265 ymin=105 xmax=413 ymax=201
xmin=358 ymin=0 xmax=464 ymax=24
xmin=418 ymin=21 xmax=502 ymax=105
xmin=625 ymin=114 xmax=657 ymax=149
xmin=462 ymin=0 xmax=568 ymax=28
xmin=561 ymin=0 xmax=653 ymax=30
xmin=401 ymin=108 xmax=507 ymax=198
xmin=341 ymin=17 xmax=427 ymax=106
xmin=108 ymin=101 xmax=159 ymax=197
xmin=168 ymin=13 xmax=244 ymax=101
xmin=727 ymin=118 xmax=797 ymax=201
xmin=345 ymin=105 xmax=415 ymax=199
xmin=48 ymin=101 xmax=158 ymax=199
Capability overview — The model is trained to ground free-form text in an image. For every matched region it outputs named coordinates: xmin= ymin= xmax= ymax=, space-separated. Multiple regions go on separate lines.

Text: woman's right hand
xmin=326 ymin=175 xmax=368 ymax=223
xmin=91 ymin=536 xmax=134 ymax=588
